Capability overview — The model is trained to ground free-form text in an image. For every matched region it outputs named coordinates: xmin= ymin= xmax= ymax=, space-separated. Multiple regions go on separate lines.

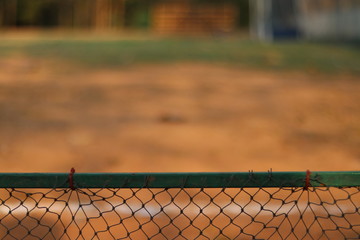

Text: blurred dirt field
xmin=0 ymin=56 xmax=359 ymax=172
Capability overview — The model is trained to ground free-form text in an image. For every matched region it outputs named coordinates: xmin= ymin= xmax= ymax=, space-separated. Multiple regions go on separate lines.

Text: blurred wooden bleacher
xmin=152 ymin=1 xmax=237 ymax=34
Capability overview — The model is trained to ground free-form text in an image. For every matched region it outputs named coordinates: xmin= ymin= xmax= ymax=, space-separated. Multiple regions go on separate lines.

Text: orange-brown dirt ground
xmin=0 ymin=56 xmax=359 ymax=173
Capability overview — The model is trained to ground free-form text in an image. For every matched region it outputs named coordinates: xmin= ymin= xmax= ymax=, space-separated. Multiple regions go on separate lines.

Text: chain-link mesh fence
xmin=0 ymin=171 xmax=359 ymax=239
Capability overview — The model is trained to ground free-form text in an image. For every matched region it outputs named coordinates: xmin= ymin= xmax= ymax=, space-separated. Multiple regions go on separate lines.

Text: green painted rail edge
xmin=0 ymin=171 xmax=358 ymax=189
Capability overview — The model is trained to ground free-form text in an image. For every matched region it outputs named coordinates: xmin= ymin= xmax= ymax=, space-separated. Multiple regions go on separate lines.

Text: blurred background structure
xmin=252 ymin=0 xmax=360 ymax=41
xmin=1 ymin=0 xmax=360 ymax=41
xmin=0 ymin=0 xmax=248 ymax=33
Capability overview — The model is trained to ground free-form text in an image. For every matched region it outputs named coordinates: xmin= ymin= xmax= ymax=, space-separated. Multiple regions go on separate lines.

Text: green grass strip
xmin=0 ymin=38 xmax=359 ymax=73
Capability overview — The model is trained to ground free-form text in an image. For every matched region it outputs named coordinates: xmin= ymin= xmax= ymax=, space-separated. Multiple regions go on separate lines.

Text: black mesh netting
xmin=0 ymin=187 xmax=359 ymax=240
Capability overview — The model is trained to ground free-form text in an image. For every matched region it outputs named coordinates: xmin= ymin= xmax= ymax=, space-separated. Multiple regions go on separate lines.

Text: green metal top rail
xmin=0 ymin=171 xmax=358 ymax=189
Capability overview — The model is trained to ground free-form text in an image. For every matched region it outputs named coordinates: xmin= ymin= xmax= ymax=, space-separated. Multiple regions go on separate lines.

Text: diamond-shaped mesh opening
xmin=0 ymin=187 xmax=359 ymax=239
